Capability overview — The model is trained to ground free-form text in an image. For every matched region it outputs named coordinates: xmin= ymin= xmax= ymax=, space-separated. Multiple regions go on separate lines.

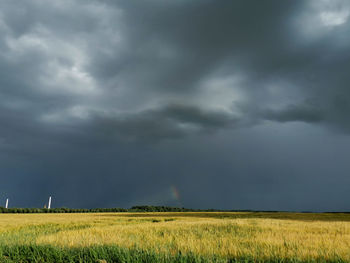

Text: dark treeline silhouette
xmin=2 ymin=206 xmax=345 ymax=213
xmin=0 ymin=207 xmax=127 ymax=213
xmin=131 ymin=206 xmax=201 ymax=212
xmin=0 ymin=206 xmax=228 ymax=213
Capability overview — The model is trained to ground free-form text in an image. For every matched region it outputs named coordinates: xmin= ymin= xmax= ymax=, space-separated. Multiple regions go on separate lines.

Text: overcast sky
xmin=1 ymin=0 xmax=350 ymax=211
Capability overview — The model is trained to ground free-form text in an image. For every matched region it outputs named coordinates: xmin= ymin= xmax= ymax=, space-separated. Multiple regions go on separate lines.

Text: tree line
xmin=0 ymin=205 xmax=225 ymax=213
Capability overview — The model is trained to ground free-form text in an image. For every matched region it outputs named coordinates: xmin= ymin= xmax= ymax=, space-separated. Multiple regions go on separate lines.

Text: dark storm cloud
xmin=262 ymin=102 xmax=325 ymax=123
xmin=90 ymin=104 xmax=237 ymax=141
xmin=1 ymin=0 xmax=349 ymax=140
xmin=1 ymin=0 xmax=350 ymax=210
xmin=84 ymin=0 xmax=350 ymax=135
xmin=87 ymin=0 xmax=306 ymax=100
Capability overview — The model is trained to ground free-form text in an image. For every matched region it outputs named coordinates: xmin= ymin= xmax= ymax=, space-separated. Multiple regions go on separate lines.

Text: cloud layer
xmin=1 ymin=0 xmax=350 ymax=210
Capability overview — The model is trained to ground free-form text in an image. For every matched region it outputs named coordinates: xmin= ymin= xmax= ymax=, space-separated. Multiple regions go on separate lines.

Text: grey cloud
xmin=91 ymin=104 xmax=238 ymax=141
xmin=2 ymin=0 xmax=349 ymax=138
xmin=1 ymin=0 xmax=350 ymax=211
xmin=262 ymin=103 xmax=325 ymax=124
xmin=88 ymin=0 xmax=303 ymax=92
xmin=85 ymin=0 xmax=350 ymax=135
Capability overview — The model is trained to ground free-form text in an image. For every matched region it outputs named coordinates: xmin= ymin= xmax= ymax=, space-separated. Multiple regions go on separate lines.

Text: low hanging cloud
xmin=90 ymin=104 xmax=238 ymax=142
xmin=262 ymin=103 xmax=325 ymax=124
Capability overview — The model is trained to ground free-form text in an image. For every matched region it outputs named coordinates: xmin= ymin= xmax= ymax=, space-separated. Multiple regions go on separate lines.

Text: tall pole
xmin=5 ymin=198 xmax=8 ymax=209
xmin=48 ymin=196 xmax=51 ymax=209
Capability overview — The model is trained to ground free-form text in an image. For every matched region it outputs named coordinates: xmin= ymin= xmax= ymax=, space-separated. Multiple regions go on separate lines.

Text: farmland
xmin=1 ymin=212 xmax=350 ymax=262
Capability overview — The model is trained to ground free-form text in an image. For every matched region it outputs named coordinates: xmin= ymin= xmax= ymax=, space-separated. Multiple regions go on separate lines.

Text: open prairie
xmin=1 ymin=212 xmax=350 ymax=262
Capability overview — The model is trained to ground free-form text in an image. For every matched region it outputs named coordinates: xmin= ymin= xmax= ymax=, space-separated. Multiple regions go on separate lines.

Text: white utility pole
xmin=48 ymin=196 xmax=51 ymax=209
xmin=5 ymin=198 xmax=8 ymax=209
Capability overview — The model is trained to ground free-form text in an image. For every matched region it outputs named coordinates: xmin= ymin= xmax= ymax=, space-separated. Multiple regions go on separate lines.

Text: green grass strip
xmin=0 ymin=245 xmax=347 ymax=263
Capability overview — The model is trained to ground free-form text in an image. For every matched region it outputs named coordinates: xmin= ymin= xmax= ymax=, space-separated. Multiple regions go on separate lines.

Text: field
xmin=1 ymin=212 xmax=350 ymax=262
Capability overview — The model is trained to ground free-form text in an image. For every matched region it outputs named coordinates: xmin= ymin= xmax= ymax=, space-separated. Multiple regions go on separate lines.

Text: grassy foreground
xmin=1 ymin=212 xmax=350 ymax=262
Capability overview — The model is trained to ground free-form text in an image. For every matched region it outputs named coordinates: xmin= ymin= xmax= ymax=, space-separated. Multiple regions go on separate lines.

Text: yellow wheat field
xmin=1 ymin=212 xmax=350 ymax=261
